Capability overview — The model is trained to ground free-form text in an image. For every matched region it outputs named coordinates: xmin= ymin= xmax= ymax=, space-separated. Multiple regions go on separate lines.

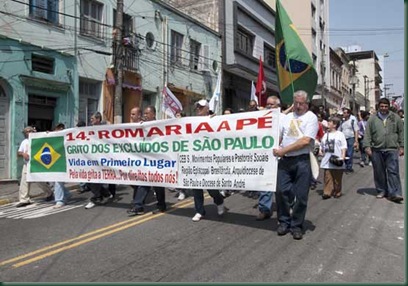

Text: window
xmin=236 ymin=27 xmax=253 ymax=55
xmin=29 ymin=0 xmax=59 ymax=24
xmin=171 ymin=30 xmax=184 ymax=65
xmin=113 ymin=10 xmax=133 ymax=37
xmin=79 ymin=81 xmax=100 ymax=124
xmin=190 ymin=40 xmax=201 ymax=70
xmin=80 ymin=0 xmax=104 ymax=39
xmin=264 ymin=45 xmax=276 ymax=69
xmin=32 ymin=54 xmax=54 ymax=74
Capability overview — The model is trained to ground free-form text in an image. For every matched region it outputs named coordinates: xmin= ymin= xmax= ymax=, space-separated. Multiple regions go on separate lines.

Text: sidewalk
xmin=0 ymin=181 xmax=79 ymax=206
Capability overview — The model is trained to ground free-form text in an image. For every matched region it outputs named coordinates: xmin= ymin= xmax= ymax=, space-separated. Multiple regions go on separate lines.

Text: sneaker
xmin=217 ymin=203 xmax=225 ymax=215
xmin=85 ymin=201 xmax=96 ymax=209
xmin=368 ymin=162 xmax=372 ymax=166
xmin=192 ymin=213 xmax=203 ymax=222
xmin=359 ymin=161 xmax=365 ymax=167
xmin=376 ymin=193 xmax=385 ymax=199
xmin=127 ymin=207 xmax=144 ymax=216
xmin=53 ymin=203 xmax=65 ymax=209
xmin=177 ymin=191 xmax=186 ymax=201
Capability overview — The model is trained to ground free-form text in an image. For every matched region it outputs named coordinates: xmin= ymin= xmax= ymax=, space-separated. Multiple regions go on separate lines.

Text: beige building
xmin=265 ymin=0 xmax=330 ymax=105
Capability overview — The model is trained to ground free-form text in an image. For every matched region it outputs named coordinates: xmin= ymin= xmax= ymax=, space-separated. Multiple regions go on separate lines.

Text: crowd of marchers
xmin=15 ymin=91 xmax=404 ymax=241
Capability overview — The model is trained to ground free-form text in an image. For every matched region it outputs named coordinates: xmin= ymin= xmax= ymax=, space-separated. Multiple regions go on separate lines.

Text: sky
xmin=329 ymin=0 xmax=404 ymax=97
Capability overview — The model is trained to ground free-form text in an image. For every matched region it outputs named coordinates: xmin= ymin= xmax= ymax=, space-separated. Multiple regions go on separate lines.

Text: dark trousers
xmin=193 ymin=189 xmax=224 ymax=215
xmin=89 ymin=183 xmax=110 ymax=201
xmin=371 ymin=149 xmax=402 ymax=197
xmin=276 ymin=154 xmax=311 ymax=231
xmin=133 ymin=186 xmax=166 ymax=211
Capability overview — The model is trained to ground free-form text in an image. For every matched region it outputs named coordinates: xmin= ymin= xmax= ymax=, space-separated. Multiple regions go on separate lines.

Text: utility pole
xmin=363 ymin=75 xmax=368 ymax=111
xmin=113 ymin=0 xmax=124 ymax=124
xmin=384 ymin=83 xmax=393 ymax=99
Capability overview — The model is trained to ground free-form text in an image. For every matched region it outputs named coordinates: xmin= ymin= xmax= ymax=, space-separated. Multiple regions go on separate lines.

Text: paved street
xmin=0 ymin=158 xmax=405 ymax=283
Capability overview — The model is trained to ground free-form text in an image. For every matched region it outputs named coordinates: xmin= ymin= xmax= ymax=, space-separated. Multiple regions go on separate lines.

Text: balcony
xmin=112 ymin=42 xmax=140 ymax=72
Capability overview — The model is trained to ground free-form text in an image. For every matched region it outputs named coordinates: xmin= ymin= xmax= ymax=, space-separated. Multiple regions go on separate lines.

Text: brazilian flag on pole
xmin=275 ymin=0 xmax=318 ymax=104
xmin=30 ymin=136 xmax=66 ymax=173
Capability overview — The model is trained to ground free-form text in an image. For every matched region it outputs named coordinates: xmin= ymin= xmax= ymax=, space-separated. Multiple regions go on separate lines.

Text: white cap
xmin=195 ymin=99 xmax=209 ymax=107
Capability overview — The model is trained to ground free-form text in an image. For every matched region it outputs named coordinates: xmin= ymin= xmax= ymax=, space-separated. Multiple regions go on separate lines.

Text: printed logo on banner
xmin=31 ymin=137 xmax=66 ymax=173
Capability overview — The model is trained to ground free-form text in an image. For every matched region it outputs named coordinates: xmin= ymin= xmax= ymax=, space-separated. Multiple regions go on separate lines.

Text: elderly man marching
xmin=273 ymin=90 xmax=318 ymax=240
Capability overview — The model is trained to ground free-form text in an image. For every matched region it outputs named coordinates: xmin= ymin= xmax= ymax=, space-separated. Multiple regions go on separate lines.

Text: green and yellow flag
xmin=30 ymin=136 xmax=66 ymax=173
xmin=275 ymin=0 xmax=318 ymax=104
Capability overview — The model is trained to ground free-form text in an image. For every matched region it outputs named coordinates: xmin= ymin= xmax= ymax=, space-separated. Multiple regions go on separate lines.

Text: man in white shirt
xmin=273 ymin=90 xmax=318 ymax=240
xmin=16 ymin=126 xmax=53 ymax=207
xmin=339 ymin=108 xmax=359 ymax=173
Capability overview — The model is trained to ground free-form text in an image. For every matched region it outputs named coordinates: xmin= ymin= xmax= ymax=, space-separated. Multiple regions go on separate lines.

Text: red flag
xmin=255 ymin=56 xmax=267 ymax=107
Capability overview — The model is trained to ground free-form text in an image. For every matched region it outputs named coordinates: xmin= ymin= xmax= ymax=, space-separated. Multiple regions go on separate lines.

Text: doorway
xmin=28 ymin=94 xmax=56 ymax=132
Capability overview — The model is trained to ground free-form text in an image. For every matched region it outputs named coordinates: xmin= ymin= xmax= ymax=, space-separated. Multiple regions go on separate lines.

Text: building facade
xmin=265 ymin=0 xmax=330 ymax=107
xmin=165 ymin=0 xmax=278 ymax=111
xmin=347 ymin=50 xmax=382 ymax=112
xmin=0 ymin=0 xmax=221 ymax=180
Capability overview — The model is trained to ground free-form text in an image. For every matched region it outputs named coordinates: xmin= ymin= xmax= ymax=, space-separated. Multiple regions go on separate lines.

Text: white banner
xmin=27 ymin=110 xmax=280 ymax=191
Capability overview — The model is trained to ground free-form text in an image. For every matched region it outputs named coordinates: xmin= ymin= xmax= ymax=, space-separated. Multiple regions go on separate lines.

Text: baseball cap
xmin=195 ymin=99 xmax=209 ymax=107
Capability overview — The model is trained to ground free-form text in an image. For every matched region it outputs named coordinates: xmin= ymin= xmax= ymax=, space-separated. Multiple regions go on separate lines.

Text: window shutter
xmin=47 ymin=0 xmax=59 ymax=24
xmin=202 ymin=45 xmax=210 ymax=70
xmin=35 ymin=0 xmax=47 ymax=19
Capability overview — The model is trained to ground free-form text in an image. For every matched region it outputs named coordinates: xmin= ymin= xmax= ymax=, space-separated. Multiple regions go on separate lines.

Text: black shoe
xmin=16 ymin=201 xmax=31 ymax=208
xmin=277 ymin=224 xmax=290 ymax=236
xmin=292 ymin=229 xmax=303 ymax=240
xmin=322 ymin=194 xmax=331 ymax=200
xmin=389 ymin=195 xmax=404 ymax=203
xmin=152 ymin=208 xmax=166 ymax=214
xmin=127 ymin=208 xmax=144 ymax=216
xmin=44 ymin=194 xmax=54 ymax=202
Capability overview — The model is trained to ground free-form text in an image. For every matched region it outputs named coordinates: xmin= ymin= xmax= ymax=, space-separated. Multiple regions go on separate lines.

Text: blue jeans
xmin=133 ymin=186 xmax=166 ymax=211
xmin=345 ymin=137 xmax=355 ymax=170
xmin=371 ymin=149 xmax=402 ymax=197
xmin=358 ymin=138 xmax=367 ymax=163
xmin=193 ymin=189 xmax=224 ymax=215
xmin=54 ymin=182 xmax=70 ymax=203
xmin=276 ymin=154 xmax=311 ymax=231
xmin=258 ymin=191 xmax=273 ymax=215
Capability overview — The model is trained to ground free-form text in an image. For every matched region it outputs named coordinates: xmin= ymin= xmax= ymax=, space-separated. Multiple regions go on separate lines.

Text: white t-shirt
xmin=18 ymin=138 xmax=30 ymax=164
xmin=320 ymin=130 xmax=347 ymax=169
xmin=339 ymin=115 xmax=359 ymax=139
xmin=280 ymin=111 xmax=318 ymax=157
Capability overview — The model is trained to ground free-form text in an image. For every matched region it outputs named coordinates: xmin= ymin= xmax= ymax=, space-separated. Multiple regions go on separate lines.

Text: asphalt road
xmin=0 ymin=158 xmax=405 ymax=283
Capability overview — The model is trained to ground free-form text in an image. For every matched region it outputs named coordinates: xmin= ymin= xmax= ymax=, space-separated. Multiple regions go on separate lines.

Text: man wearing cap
xmin=191 ymin=99 xmax=226 ymax=222
xmin=16 ymin=126 xmax=54 ymax=207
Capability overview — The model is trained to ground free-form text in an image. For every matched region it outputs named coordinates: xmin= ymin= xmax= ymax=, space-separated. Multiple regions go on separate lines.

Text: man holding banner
xmin=128 ymin=106 xmax=167 ymax=215
xmin=191 ymin=99 xmax=226 ymax=222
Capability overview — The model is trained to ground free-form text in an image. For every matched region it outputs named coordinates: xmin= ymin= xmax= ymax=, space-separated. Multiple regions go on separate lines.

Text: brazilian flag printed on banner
xmin=30 ymin=136 xmax=66 ymax=173
xmin=275 ymin=0 xmax=318 ymax=104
